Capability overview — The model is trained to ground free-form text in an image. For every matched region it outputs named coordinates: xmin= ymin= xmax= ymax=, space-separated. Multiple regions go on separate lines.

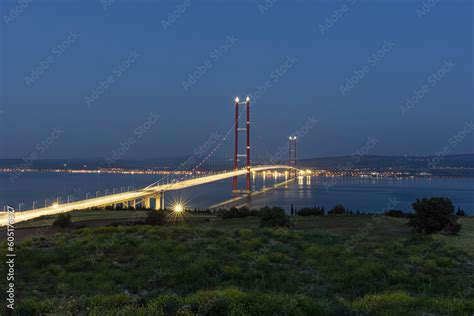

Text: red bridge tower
xmin=233 ymin=96 xmax=251 ymax=193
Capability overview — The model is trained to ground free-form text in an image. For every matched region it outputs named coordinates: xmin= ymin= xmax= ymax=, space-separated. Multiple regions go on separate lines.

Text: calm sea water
xmin=1 ymin=173 xmax=473 ymax=214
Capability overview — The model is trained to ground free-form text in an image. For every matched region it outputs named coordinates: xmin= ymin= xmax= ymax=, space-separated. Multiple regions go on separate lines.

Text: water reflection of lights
xmin=298 ymin=176 xmax=304 ymax=185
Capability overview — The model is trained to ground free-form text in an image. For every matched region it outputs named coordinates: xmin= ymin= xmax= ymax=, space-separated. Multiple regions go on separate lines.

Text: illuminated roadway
xmin=0 ymin=165 xmax=295 ymax=226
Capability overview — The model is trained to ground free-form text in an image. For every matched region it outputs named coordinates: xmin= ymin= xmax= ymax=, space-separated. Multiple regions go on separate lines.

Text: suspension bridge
xmin=0 ymin=97 xmax=301 ymax=226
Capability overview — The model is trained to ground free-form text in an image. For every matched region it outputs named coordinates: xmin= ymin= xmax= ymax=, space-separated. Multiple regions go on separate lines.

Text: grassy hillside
xmin=1 ymin=213 xmax=473 ymax=315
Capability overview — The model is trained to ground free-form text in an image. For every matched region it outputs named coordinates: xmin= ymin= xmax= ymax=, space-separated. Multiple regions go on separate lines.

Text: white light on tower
xmin=235 ymin=97 xmax=239 ymax=103
xmin=246 ymin=96 xmax=250 ymax=102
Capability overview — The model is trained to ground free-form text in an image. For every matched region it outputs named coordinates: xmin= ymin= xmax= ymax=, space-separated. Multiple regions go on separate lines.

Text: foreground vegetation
xmin=1 ymin=210 xmax=473 ymax=315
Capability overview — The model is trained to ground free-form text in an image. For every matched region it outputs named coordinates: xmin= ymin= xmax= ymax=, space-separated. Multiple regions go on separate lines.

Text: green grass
xmin=2 ymin=214 xmax=473 ymax=315
xmin=1 ymin=210 xmax=149 ymax=229
xmin=437 ymin=217 xmax=474 ymax=256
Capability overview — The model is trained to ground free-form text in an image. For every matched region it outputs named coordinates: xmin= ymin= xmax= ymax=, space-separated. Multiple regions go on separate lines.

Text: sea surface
xmin=1 ymin=172 xmax=473 ymax=214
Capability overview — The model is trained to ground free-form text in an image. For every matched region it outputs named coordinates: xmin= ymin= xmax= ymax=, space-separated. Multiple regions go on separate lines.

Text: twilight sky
xmin=0 ymin=0 xmax=473 ymax=161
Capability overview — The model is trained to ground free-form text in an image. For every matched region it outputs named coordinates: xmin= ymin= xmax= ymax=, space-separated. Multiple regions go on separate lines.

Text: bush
xmin=52 ymin=214 xmax=71 ymax=228
xmin=409 ymin=197 xmax=461 ymax=234
xmin=218 ymin=206 xmax=260 ymax=219
xmin=456 ymin=208 xmax=466 ymax=217
xmin=15 ymin=298 xmax=55 ymax=315
xmin=384 ymin=210 xmax=406 ymax=218
xmin=351 ymin=291 xmax=415 ymax=314
xmin=144 ymin=210 xmax=167 ymax=226
xmin=329 ymin=204 xmax=346 ymax=214
xmin=260 ymin=207 xmax=290 ymax=228
xmin=297 ymin=207 xmax=324 ymax=216
xmin=184 ymin=288 xmax=327 ymax=315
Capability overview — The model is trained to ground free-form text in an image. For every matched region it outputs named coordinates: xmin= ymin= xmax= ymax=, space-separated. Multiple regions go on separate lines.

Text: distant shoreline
xmin=1 ymin=167 xmax=473 ymax=179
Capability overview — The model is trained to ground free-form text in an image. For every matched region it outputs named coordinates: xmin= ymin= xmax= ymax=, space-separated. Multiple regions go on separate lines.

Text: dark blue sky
xmin=1 ymin=0 xmax=473 ymax=160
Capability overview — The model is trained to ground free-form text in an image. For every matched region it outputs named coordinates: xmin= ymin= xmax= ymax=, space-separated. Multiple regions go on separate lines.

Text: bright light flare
xmin=52 ymin=203 xmax=59 ymax=208
xmin=168 ymin=197 xmax=190 ymax=224
xmin=174 ymin=204 xmax=184 ymax=213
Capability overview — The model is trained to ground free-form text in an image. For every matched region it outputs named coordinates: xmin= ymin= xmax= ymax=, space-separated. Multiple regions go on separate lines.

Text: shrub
xmin=352 ymin=292 xmax=474 ymax=315
xmin=260 ymin=207 xmax=290 ymax=228
xmin=184 ymin=288 xmax=327 ymax=315
xmin=297 ymin=207 xmax=324 ymax=216
xmin=52 ymin=214 xmax=71 ymax=228
xmin=218 ymin=206 xmax=260 ymax=219
xmin=384 ymin=209 xmax=406 ymax=218
xmin=409 ymin=197 xmax=461 ymax=234
xmin=329 ymin=204 xmax=346 ymax=214
xmin=144 ymin=210 xmax=167 ymax=226
xmin=456 ymin=208 xmax=466 ymax=217
xmin=86 ymin=294 xmax=137 ymax=309
xmin=15 ymin=298 xmax=55 ymax=315
xmin=352 ymin=291 xmax=415 ymax=314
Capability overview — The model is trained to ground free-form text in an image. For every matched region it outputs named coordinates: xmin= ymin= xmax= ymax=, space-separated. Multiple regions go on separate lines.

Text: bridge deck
xmin=0 ymin=165 xmax=293 ymax=226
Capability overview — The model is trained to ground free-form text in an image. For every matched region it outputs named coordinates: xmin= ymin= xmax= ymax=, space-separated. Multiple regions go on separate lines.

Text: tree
xmin=456 ymin=208 xmax=466 ymax=217
xmin=409 ymin=197 xmax=461 ymax=234
xmin=384 ymin=210 xmax=406 ymax=218
xmin=330 ymin=204 xmax=346 ymax=214
xmin=145 ymin=211 xmax=167 ymax=226
xmin=53 ymin=214 xmax=71 ymax=228
xmin=218 ymin=206 xmax=255 ymax=219
xmin=297 ymin=207 xmax=324 ymax=216
xmin=260 ymin=207 xmax=290 ymax=228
